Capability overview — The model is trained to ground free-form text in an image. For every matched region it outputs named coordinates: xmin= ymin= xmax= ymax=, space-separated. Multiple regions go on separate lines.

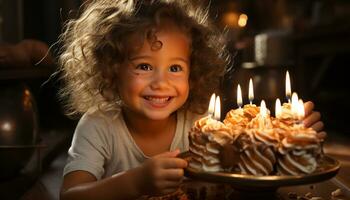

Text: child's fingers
xmin=162 ymin=168 xmax=184 ymax=181
xmin=154 ymin=149 xmax=180 ymax=158
xmin=317 ymin=131 xmax=327 ymax=139
xmin=161 ymin=158 xmax=188 ymax=169
xmin=310 ymin=121 xmax=324 ymax=132
xmin=303 ymin=111 xmax=321 ymax=127
xmin=303 ymin=101 xmax=314 ymax=116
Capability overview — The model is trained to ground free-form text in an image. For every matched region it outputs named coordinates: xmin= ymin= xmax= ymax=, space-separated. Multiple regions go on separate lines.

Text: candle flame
xmin=260 ymin=100 xmax=267 ymax=118
xmin=291 ymin=92 xmax=299 ymax=119
xmin=208 ymin=93 xmax=216 ymax=117
xmin=259 ymin=100 xmax=267 ymax=129
xmin=249 ymin=78 xmax=254 ymax=104
xmin=237 ymin=84 xmax=243 ymax=108
xmin=275 ymin=98 xmax=281 ymax=118
xmin=214 ymin=96 xmax=221 ymax=120
xmin=298 ymin=99 xmax=305 ymax=120
xmin=286 ymin=71 xmax=291 ymax=101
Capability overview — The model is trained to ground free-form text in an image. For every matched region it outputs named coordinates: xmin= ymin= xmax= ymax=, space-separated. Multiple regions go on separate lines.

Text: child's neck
xmin=122 ymin=109 xmax=177 ymax=156
xmin=122 ymin=109 xmax=177 ymax=138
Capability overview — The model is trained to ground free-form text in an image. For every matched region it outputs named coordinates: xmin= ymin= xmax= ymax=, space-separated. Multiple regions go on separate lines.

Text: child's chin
xmin=145 ymin=111 xmax=174 ymax=121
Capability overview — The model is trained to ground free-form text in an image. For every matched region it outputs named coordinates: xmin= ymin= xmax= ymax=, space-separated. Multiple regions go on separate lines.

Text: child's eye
xmin=169 ymin=64 xmax=183 ymax=72
xmin=136 ymin=63 xmax=152 ymax=71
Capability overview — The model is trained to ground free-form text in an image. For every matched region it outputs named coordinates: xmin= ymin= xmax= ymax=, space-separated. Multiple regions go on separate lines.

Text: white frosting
xmin=206 ymin=143 xmax=220 ymax=154
xmin=245 ymin=148 xmax=269 ymax=175
xmin=285 ymin=153 xmax=317 ymax=174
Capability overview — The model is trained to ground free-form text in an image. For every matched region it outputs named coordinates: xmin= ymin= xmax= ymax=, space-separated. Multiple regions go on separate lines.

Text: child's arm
xmin=60 ymin=150 xmax=187 ymax=200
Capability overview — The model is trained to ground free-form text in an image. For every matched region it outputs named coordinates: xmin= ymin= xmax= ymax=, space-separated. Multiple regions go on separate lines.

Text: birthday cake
xmin=188 ymin=100 xmax=325 ymax=176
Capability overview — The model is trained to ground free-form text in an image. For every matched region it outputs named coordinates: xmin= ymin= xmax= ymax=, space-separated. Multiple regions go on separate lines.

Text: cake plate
xmin=178 ymin=151 xmax=340 ymax=192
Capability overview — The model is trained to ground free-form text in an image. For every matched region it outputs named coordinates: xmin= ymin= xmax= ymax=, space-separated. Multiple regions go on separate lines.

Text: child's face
xmin=117 ymin=25 xmax=191 ymax=121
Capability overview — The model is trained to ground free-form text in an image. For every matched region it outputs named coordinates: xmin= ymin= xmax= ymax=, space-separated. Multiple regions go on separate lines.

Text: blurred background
xmin=0 ymin=0 xmax=349 ymax=199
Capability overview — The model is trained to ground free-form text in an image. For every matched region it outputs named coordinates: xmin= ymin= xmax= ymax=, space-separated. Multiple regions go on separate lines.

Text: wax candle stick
xmin=237 ymin=84 xmax=242 ymax=109
xmin=285 ymin=71 xmax=291 ymax=103
xmin=249 ymin=78 xmax=254 ymax=105
xmin=214 ymin=96 xmax=221 ymax=121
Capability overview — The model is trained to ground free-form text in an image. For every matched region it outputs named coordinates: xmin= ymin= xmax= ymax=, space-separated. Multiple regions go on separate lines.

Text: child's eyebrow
xmin=129 ymin=55 xmax=151 ymax=60
xmin=129 ymin=55 xmax=189 ymax=64
xmin=170 ymin=57 xmax=190 ymax=64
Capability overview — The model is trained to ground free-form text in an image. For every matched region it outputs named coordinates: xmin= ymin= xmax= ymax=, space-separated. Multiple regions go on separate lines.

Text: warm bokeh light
xmin=222 ymin=12 xmax=238 ymax=27
xmin=214 ymin=96 xmax=221 ymax=120
xmin=237 ymin=84 xmax=243 ymax=108
xmin=238 ymin=14 xmax=248 ymax=27
xmin=249 ymin=78 xmax=254 ymax=104
xmin=1 ymin=121 xmax=12 ymax=132
xmin=23 ymin=89 xmax=32 ymax=111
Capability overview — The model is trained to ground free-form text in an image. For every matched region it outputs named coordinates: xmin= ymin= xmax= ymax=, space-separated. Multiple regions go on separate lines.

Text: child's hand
xmin=138 ymin=149 xmax=188 ymax=196
xmin=303 ymin=101 xmax=326 ymax=135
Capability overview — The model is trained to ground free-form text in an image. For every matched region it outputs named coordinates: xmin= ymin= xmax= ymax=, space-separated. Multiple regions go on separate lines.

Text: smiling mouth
xmin=144 ymin=96 xmax=172 ymax=103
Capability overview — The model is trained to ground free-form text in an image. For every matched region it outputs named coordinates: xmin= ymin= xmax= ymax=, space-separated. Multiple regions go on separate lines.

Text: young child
xmin=59 ymin=0 xmax=325 ymax=199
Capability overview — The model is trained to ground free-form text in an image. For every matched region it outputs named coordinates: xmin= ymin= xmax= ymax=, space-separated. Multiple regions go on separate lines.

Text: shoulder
xmin=80 ymin=108 xmax=121 ymax=126
xmin=75 ymin=109 xmax=122 ymax=138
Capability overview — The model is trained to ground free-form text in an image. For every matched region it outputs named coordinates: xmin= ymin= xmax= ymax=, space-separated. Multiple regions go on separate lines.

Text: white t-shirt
xmin=63 ymin=108 xmax=202 ymax=180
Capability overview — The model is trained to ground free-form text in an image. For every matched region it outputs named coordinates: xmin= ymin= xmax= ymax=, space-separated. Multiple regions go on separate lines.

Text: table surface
xmin=142 ymin=178 xmax=349 ymax=200
xmin=13 ymin=132 xmax=350 ymax=200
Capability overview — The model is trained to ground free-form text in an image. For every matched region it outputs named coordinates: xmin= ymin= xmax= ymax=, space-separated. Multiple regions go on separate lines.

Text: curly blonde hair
xmin=59 ymin=0 xmax=230 ymax=117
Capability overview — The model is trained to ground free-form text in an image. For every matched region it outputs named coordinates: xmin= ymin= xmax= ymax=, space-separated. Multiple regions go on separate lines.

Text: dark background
xmin=2 ymin=0 xmax=349 ymax=133
xmin=0 ymin=0 xmax=349 ymax=199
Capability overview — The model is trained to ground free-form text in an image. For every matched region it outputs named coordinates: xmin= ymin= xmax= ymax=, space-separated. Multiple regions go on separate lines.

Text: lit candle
xmin=214 ymin=96 xmax=221 ymax=120
xmin=297 ymin=99 xmax=305 ymax=120
xmin=291 ymin=92 xmax=299 ymax=120
xmin=248 ymin=78 xmax=254 ymax=105
xmin=208 ymin=93 xmax=216 ymax=118
xmin=237 ymin=84 xmax=243 ymax=108
xmin=275 ymin=98 xmax=281 ymax=119
xmin=259 ymin=100 xmax=267 ymax=128
xmin=285 ymin=71 xmax=291 ymax=103
xmin=260 ymin=100 xmax=267 ymax=118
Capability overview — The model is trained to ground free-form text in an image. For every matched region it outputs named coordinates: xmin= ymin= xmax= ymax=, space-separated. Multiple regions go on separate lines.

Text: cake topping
xmin=188 ymin=74 xmax=325 ymax=176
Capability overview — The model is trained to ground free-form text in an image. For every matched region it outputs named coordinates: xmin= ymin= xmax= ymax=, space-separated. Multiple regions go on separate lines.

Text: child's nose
xmin=150 ymin=70 xmax=169 ymax=89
